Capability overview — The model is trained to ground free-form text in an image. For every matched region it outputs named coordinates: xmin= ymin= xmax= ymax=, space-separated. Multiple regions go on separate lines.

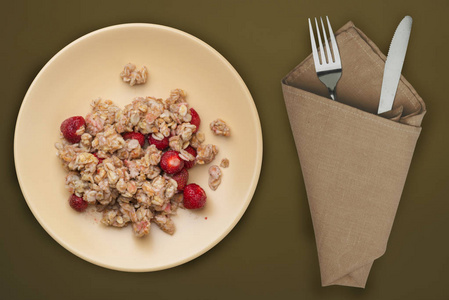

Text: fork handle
xmin=328 ymin=88 xmax=336 ymax=101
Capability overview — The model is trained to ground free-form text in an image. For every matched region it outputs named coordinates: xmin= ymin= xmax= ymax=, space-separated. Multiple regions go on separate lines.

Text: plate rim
xmin=14 ymin=23 xmax=263 ymax=272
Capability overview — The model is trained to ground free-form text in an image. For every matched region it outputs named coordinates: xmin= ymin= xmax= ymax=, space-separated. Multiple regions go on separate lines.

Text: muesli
xmin=56 ymin=89 xmax=213 ymax=237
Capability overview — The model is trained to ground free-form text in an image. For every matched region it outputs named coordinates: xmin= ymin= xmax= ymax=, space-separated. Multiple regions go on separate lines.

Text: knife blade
xmin=377 ymin=16 xmax=413 ymax=114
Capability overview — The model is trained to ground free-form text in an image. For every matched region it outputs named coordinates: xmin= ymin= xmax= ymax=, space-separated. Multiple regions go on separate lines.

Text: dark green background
xmin=3 ymin=0 xmax=448 ymax=299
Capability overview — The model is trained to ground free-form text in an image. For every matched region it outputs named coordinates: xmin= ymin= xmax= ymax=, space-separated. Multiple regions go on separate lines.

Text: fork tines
xmin=308 ymin=16 xmax=341 ymax=72
xmin=307 ymin=16 xmax=342 ymax=100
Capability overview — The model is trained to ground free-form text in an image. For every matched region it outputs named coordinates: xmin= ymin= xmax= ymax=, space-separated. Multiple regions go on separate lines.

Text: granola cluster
xmin=120 ymin=63 xmax=148 ymax=86
xmin=210 ymin=119 xmax=231 ymax=137
xmin=56 ymin=89 xmax=215 ymax=237
xmin=208 ymin=165 xmax=222 ymax=191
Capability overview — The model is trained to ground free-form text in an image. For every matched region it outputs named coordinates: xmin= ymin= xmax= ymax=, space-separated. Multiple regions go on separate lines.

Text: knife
xmin=377 ymin=16 xmax=413 ymax=114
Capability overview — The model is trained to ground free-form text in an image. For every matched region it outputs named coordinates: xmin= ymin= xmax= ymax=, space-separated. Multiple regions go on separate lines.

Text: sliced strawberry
xmin=69 ymin=194 xmax=88 ymax=212
xmin=122 ymin=132 xmax=145 ymax=147
xmin=160 ymin=150 xmax=184 ymax=174
xmin=60 ymin=116 xmax=85 ymax=143
xmin=183 ymin=184 xmax=207 ymax=209
xmin=189 ymin=108 xmax=200 ymax=133
xmin=148 ymin=134 xmax=169 ymax=150
xmin=172 ymin=168 xmax=189 ymax=191
xmin=182 ymin=146 xmax=197 ymax=169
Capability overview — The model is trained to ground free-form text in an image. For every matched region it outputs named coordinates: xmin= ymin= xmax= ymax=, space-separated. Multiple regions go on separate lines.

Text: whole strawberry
xmin=69 ymin=194 xmax=88 ymax=212
xmin=172 ymin=168 xmax=189 ymax=191
xmin=60 ymin=116 xmax=85 ymax=143
xmin=189 ymin=108 xmax=201 ymax=133
xmin=182 ymin=146 xmax=197 ymax=169
xmin=148 ymin=134 xmax=169 ymax=150
xmin=122 ymin=132 xmax=145 ymax=147
xmin=183 ymin=184 xmax=207 ymax=209
xmin=160 ymin=150 xmax=184 ymax=174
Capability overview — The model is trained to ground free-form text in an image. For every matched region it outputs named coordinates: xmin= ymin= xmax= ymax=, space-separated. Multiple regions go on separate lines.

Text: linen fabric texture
xmin=282 ymin=21 xmax=426 ymax=288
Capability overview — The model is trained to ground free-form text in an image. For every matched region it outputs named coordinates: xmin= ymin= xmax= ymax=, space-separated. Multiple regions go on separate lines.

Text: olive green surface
xmin=3 ymin=0 xmax=449 ymax=299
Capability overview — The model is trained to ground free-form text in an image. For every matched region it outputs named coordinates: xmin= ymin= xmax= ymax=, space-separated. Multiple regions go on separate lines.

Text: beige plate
xmin=14 ymin=24 xmax=262 ymax=272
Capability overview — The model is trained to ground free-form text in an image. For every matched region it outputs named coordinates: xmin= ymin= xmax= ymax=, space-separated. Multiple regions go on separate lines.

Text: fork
xmin=308 ymin=16 xmax=342 ymax=100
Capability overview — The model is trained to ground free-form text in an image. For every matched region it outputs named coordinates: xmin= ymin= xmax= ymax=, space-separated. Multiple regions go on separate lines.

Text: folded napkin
xmin=282 ymin=21 xmax=426 ymax=288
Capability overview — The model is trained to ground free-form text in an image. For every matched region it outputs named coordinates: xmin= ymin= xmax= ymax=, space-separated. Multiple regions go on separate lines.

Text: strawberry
xmin=148 ymin=134 xmax=169 ymax=150
xmin=172 ymin=168 xmax=189 ymax=191
xmin=182 ymin=146 xmax=197 ymax=169
xmin=189 ymin=108 xmax=200 ymax=133
xmin=160 ymin=150 xmax=184 ymax=174
xmin=183 ymin=184 xmax=207 ymax=209
xmin=122 ymin=132 xmax=145 ymax=147
xmin=60 ymin=116 xmax=85 ymax=143
xmin=69 ymin=194 xmax=88 ymax=212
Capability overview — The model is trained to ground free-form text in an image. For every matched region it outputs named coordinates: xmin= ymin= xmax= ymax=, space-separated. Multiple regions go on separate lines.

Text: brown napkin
xmin=282 ymin=21 xmax=426 ymax=288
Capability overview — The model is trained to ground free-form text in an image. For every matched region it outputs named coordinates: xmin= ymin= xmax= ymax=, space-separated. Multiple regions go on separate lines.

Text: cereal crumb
xmin=210 ymin=119 xmax=230 ymax=137
xmin=196 ymin=144 xmax=219 ymax=165
xmin=208 ymin=165 xmax=222 ymax=191
xmin=220 ymin=158 xmax=229 ymax=168
xmin=120 ymin=63 xmax=148 ymax=86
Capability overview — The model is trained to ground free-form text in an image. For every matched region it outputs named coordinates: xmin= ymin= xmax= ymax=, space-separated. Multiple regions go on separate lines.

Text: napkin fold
xmin=282 ymin=21 xmax=426 ymax=288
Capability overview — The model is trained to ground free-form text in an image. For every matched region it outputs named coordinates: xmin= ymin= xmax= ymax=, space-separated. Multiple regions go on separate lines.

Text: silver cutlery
xmin=308 ymin=16 xmax=342 ymax=100
xmin=377 ymin=16 xmax=413 ymax=114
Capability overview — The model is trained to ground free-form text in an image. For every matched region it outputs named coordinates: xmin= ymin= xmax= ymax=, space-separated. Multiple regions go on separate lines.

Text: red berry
xmin=122 ymin=132 xmax=145 ymax=147
xmin=172 ymin=168 xmax=189 ymax=191
xmin=182 ymin=146 xmax=197 ymax=169
xmin=189 ymin=108 xmax=200 ymax=133
xmin=183 ymin=184 xmax=207 ymax=209
xmin=60 ymin=116 xmax=85 ymax=143
xmin=69 ymin=194 xmax=88 ymax=212
xmin=148 ymin=135 xmax=169 ymax=150
xmin=160 ymin=150 xmax=184 ymax=174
